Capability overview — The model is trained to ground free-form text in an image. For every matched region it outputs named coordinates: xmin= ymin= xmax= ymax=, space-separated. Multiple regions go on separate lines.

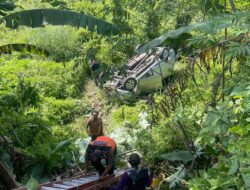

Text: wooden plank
xmin=40 ymin=186 xmax=64 ymax=190
xmin=14 ymin=171 xmax=124 ymax=190
xmin=84 ymin=176 xmax=119 ymax=190
xmin=71 ymin=180 xmax=89 ymax=184
xmin=62 ymin=181 xmax=80 ymax=186
xmin=53 ymin=184 xmax=74 ymax=189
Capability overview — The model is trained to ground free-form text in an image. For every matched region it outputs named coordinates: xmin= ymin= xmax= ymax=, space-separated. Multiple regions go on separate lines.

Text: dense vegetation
xmin=0 ymin=0 xmax=249 ymax=189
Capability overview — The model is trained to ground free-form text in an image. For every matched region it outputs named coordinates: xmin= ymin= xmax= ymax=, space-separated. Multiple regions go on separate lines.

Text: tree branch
xmin=0 ymin=160 xmax=19 ymax=190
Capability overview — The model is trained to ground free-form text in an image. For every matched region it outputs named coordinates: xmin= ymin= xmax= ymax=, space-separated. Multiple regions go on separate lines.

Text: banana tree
xmin=0 ymin=0 xmax=15 ymax=16
xmin=138 ymin=11 xmax=250 ymax=54
xmin=0 ymin=43 xmax=50 ymax=56
xmin=0 ymin=9 xmax=119 ymax=35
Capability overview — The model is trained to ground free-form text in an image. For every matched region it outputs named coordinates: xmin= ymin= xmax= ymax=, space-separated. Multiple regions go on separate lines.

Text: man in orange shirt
xmin=86 ymin=110 xmax=104 ymax=141
xmin=84 ymin=136 xmax=117 ymax=178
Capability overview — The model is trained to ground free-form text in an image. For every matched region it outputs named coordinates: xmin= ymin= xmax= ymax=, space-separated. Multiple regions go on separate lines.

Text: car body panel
xmin=138 ymin=75 xmax=162 ymax=92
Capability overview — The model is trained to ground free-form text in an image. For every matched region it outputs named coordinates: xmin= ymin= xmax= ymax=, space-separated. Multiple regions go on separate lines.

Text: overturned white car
xmin=104 ymin=46 xmax=176 ymax=94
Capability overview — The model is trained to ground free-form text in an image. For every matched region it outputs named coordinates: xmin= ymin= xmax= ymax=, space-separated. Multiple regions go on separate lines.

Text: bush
xmin=27 ymin=25 xmax=82 ymax=61
xmin=41 ymin=97 xmax=86 ymax=125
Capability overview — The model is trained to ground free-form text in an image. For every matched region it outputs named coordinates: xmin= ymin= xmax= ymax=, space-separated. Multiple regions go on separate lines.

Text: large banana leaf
xmin=138 ymin=11 xmax=250 ymax=53
xmin=0 ymin=9 xmax=119 ymax=35
xmin=162 ymin=151 xmax=193 ymax=163
xmin=51 ymin=139 xmax=71 ymax=154
xmin=0 ymin=43 xmax=50 ymax=56
xmin=0 ymin=2 xmax=15 ymax=10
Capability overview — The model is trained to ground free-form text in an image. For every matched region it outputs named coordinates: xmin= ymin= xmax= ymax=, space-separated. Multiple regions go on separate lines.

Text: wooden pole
xmin=222 ymin=0 xmax=228 ymax=102
xmin=228 ymin=0 xmax=237 ymax=12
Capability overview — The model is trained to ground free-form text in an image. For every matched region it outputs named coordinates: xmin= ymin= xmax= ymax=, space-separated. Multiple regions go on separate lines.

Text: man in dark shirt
xmin=90 ymin=59 xmax=100 ymax=71
xmin=84 ymin=136 xmax=116 ymax=179
xmin=109 ymin=153 xmax=153 ymax=190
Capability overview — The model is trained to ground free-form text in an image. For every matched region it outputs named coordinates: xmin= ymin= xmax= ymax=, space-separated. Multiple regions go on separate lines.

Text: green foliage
xmin=0 ymin=9 xmax=119 ymax=35
xmin=0 ymin=54 xmax=88 ymax=179
xmin=25 ymin=128 xmax=74 ymax=177
xmin=162 ymin=151 xmax=194 ymax=164
xmin=0 ymin=0 xmax=249 ymax=186
xmin=0 ymin=1 xmax=15 ymax=16
xmin=27 ymin=25 xmax=80 ymax=61
xmin=0 ymin=43 xmax=49 ymax=56
xmin=74 ymin=138 xmax=90 ymax=163
xmin=188 ymin=74 xmax=250 ymax=189
xmin=136 ymin=125 xmax=184 ymax=164
xmin=41 ymin=0 xmax=67 ymax=9
xmin=109 ymin=127 xmax=137 ymax=153
xmin=234 ymin=0 xmax=250 ymax=11
xmin=41 ymin=97 xmax=83 ymax=125
xmin=226 ymin=41 xmax=250 ymax=58
xmin=164 ymin=165 xmax=187 ymax=190
xmin=0 ymin=57 xmax=82 ymax=98
xmin=0 ymin=146 xmax=12 ymax=169
xmin=26 ymin=177 xmax=39 ymax=190
xmin=80 ymin=34 xmax=130 ymax=66
xmin=138 ymin=10 xmax=250 ymax=53
xmin=16 ymin=79 xmax=40 ymax=107
xmin=111 ymin=105 xmax=140 ymax=126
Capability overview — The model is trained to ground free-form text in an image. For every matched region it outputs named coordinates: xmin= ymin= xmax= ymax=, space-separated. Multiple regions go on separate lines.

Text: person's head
xmin=90 ymin=149 xmax=102 ymax=164
xmin=128 ymin=153 xmax=141 ymax=168
xmin=92 ymin=110 xmax=99 ymax=120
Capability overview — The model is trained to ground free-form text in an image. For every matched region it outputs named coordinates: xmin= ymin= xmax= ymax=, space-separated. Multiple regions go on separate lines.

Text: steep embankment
xmin=80 ymin=80 xmax=118 ymax=133
xmin=78 ymin=80 xmax=141 ymax=155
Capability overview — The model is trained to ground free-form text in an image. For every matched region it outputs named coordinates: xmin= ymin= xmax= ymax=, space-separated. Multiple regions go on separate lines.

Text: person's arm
xmin=101 ymin=164 xmax=112 ymax=179
xmin=145 ymin=168 xmax=154 ymax=186
xmin=109 ymin=173 xmax=130 ymax=190
xmin=86 ymin=118 xmax=91 ymax=136
xmin=100 ymin=118 xmax=104 ymax=136
xmin=100 ymin=149 xmax=114 ymax=178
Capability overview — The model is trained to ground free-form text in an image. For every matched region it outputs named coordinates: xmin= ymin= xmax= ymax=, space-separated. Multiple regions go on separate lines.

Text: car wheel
xmin=159 ymin=48 xmax=169 ymax=60
xmin=122 ymin=77 xmax=137 ymax=91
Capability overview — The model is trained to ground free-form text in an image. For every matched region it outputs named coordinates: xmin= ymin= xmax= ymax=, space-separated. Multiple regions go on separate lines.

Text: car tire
xmin=159 ymin=48 xmax=169 ymax=60
xmin=122 ymin=77 xmax=137 ymax=91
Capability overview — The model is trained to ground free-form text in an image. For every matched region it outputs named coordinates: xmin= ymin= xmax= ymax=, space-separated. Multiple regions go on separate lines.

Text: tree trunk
xmin=0 ymin=160 xmax=19 ymax=190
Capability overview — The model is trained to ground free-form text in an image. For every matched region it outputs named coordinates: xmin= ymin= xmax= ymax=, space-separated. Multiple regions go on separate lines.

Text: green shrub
xmin=27 ymin=25 xmax=81 ymax=61
xmin=41 ymin=97 xmax=86 ymax=125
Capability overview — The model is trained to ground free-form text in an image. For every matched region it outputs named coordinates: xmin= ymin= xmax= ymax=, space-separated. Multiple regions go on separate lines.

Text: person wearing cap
xmin=83 ymin=136 xmax=117 ymax=179
xmin=86 ymin=110 xmax=104 ymax=141
xmin=109 ymin=153 xmax=153 ymax=190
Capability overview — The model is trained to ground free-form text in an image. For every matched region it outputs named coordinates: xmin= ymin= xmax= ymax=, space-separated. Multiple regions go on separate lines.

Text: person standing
xmin=109 ymin=153 xmax=153 ymax=190
xmin=86 ymin=110 xmax=104 ymax=141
